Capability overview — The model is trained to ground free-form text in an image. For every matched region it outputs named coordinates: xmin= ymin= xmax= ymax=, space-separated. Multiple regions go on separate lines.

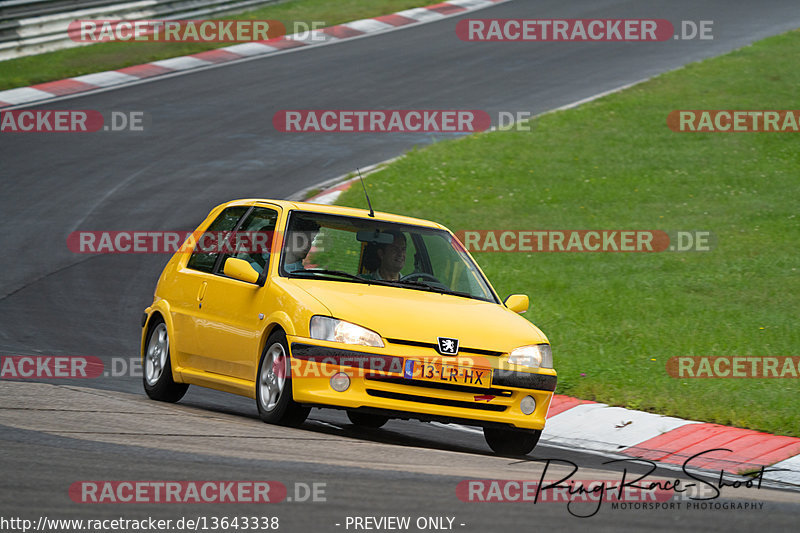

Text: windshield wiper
xmin=289 ymin=269 xmax=392 ymax=286
xmin=393 ymin=279 xmax=477 ymax=299
xmin=290 ymin=270 xmax=482 ymax=300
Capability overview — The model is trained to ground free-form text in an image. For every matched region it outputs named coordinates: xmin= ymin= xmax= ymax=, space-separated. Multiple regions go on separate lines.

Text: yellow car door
xmin=168 ymin=204 xmax=250 ymax=372
xmin=193 ymin=206 xmax=281 ymax=382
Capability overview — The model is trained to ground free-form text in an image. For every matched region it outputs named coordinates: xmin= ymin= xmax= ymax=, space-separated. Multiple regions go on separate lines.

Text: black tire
xmin=483 ymin=427 xmax=541 ymax=456
xmin=347 ymin=410 xmax=389 ymax=428
xmin=143 ymin=319 xmax=189 ymax=403
xmin=256 ymin=330 xmax=310 ymax=427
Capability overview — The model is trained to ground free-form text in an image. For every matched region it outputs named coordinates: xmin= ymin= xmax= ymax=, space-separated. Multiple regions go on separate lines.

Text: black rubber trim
xmin=493 ymin=370 xmax=557 ymax=392
xmin=366 ymin=389 xmax=507 ymax=412
xmin=290 ymin=343 xmax=404 ymax=374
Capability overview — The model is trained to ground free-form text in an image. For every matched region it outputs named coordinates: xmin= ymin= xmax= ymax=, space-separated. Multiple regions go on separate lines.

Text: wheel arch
xmin=140 ymin=301 xmax=183 ymax=381
xmin=257 ymin=311 xmax=296 ymax=360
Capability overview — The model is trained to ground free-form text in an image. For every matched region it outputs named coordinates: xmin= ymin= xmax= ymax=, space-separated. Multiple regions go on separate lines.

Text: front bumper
xmin=287 ymin=338 xmax=556 ymax=430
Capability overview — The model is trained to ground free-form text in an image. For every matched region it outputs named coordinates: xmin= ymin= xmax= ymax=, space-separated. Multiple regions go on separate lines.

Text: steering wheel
xmin=400 ymin=272 xmax=441 ymax=284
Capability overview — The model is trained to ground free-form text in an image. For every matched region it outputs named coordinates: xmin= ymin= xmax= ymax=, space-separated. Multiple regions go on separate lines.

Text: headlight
xmin=508 ymin=344 xmax=552 ymax=369
xmin=309 ymin=316 xmax=384 ymax=348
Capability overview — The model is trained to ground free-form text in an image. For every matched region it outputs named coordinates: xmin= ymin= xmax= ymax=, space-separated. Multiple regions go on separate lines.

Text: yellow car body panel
xmin=142 ymin=199 xmax=556 ymax=431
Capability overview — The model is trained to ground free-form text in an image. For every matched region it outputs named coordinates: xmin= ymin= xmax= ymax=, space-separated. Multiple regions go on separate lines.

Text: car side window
xmin=186 ymin=206 xmax=248 ymax=273
xmin=218 ymin=207 xmax=278 ymax=277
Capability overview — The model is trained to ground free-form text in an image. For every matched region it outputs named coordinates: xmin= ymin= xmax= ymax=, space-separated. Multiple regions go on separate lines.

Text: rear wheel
xmin=483 ymin=427 xmax=541 ymax=456
xmin=143 ymin=320 xmax=188 ymax=402
xmin=256 ymin=330 xmax=310 ymax=427
xmin=347 ymin=411 xmax=389 ymax=428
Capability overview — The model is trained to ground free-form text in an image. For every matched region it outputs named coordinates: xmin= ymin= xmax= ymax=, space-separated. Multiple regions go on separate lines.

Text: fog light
xmin=520 ymin=395 xmax=536 ymax=415
xmin=330 ymin=372 xmax=350 ymax=392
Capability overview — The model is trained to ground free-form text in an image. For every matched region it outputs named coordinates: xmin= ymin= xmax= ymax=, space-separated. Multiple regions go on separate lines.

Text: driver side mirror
xmin=223 ymin=257 xmax=260 ymax=284
xmin=504 ymin=294 xmax=529 ymax=314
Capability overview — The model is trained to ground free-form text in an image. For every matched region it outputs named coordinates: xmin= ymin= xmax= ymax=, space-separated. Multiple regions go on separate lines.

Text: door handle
xmin=197 ymin=281 xmax=207 ymax=303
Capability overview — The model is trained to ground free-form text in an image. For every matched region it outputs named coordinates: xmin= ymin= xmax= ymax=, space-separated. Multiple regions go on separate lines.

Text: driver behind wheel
xmin=362 ymin=231 xmax=406 ymax=281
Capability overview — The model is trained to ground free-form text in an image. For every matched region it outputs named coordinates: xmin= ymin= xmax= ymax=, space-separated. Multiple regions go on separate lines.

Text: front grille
xmin=366 ymin=389 xmax=507 ymax=412
xmin=385 ymin=338 xmax=505 ymax=357
xmin=366 ymin=375 xmax=512 ymax=397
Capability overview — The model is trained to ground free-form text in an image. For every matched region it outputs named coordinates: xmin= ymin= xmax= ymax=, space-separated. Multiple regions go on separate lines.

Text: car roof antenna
xmin=357 ymin=168 xmax=375 ymax=218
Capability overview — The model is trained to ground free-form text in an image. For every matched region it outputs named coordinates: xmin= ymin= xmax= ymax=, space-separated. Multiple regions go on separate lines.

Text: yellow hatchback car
xmin=141 ymin=199 xmax=556 ymax=455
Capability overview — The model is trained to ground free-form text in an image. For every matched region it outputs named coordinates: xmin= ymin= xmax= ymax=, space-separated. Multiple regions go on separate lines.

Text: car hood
xmin=289 ymin=279 xmax=548 ymax=353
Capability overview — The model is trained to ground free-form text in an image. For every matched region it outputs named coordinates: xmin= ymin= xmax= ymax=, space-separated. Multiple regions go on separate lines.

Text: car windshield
xmin=279 ymin=211 xmax=498 ymax=303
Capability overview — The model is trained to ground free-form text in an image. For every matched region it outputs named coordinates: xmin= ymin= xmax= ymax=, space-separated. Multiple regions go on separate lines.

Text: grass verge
xmin=335 ymin=30 xmax=800 ymax=437
xmin=0 ymin=0 xmax=434 ymax=91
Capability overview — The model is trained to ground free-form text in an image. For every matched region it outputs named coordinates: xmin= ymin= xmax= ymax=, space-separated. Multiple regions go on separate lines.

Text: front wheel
xmin=483 ymin=427 xmax=541 ymax=456
xmin=256 ymin=330 xmax=310 ymax=427
xmin=143 ymin=320 xmax=188 ymax=403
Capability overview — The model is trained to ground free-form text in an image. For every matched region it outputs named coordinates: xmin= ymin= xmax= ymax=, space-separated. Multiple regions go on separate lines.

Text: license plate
xmin=404 ymin=360 xmax=492 ymax=388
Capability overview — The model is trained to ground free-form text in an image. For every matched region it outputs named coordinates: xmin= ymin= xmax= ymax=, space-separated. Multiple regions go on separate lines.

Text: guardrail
xmin=0 ymin=0 xmax=280 ymax=61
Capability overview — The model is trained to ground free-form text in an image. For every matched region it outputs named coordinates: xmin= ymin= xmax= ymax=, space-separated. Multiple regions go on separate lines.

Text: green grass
xmin=335 ymin=30 xmax=800 ymax=436
xmin=0 ymin=0 xmax=433 ymax=90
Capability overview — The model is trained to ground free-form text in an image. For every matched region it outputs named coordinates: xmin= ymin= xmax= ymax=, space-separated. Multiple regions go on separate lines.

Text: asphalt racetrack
xmin=1 ymin=0 xmax=800 ymax=531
